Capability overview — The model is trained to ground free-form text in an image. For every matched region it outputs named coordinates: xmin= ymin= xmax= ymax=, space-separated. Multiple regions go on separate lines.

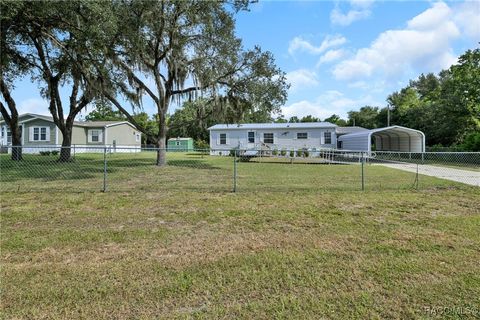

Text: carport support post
xmin=103 ymin=147 xmax=107 ymax=192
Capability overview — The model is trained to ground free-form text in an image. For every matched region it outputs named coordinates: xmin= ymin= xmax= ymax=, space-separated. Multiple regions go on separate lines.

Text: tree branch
xmin=114 ymin=57 xmax=160 ymax=104
xmin=0 ymin=77 xmax=18 ymax=123
xmin=103 ymin=91 xmax=157 ymax=142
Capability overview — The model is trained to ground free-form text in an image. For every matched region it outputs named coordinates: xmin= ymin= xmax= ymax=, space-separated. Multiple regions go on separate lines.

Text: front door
xmin=247 ymin=131 xmax=255 ymax=148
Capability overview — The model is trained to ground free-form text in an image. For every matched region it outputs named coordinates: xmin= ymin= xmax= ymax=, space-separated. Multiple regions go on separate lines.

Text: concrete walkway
xmin=378 ymin=162 xmax=480 ymax=186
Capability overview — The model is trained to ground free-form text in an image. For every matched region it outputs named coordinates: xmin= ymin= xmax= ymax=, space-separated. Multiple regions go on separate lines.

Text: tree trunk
xmin=10 ymin=126 xmax=22 ymax=161
xmin=58 ymin=127 xmax=73 ymax=162
xmin=156 ymin=111 xmax=168 ymax=166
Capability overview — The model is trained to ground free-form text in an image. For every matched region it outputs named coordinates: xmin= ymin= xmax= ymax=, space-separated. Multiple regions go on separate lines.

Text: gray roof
xmin=74 ymin=121 xmax=128 ymax=127
xmin=8 ymin=113 xmax=132 ymax=128
xmin=339 ymin=126 xmax=425 ymax=138
xmin=208 ymin=122 xmax=337 ymax=130
xmin=335 ymin=126 xmax=368 ymax=135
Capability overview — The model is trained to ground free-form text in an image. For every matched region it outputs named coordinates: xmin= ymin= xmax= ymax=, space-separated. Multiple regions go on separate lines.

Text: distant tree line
xmin=166 ymin=48 xmax=479 ymax=151
xmin=344 ymin=48 xmax=479 ymax=150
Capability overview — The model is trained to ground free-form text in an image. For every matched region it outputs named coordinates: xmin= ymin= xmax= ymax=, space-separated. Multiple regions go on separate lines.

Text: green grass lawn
xmin=1 ymin=152 xmax=479 ymax=318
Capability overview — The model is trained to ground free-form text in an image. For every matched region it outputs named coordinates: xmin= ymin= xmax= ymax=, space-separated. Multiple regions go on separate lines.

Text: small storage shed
xmin=338 ymin=126 xmax=425 ymax=153
xmin=167 ymin=137 xmax=194 ymax=151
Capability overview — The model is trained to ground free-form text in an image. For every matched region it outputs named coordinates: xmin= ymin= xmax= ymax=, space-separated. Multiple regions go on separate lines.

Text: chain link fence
xmin=0 ymin=146 xmax=478 ymax=193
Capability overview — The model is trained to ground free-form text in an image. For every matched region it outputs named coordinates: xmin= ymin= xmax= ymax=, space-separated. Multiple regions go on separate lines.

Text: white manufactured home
xmin=208 ymin=122 xmax=337 ymax=155
xmin=208 ymin=122 xmax=425 ymax=154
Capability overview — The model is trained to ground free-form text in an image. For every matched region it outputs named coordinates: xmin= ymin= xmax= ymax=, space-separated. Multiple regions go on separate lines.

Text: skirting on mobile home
xmin=208 ymin=123 xmax=425 ymax=154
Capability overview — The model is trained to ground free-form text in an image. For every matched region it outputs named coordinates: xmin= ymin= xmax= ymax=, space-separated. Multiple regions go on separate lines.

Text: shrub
xmin=51 ymin=150 xmax=59 ymax=156
xmin=296 ymin=150 xmax=303 ymax=157
xmin=280 ymin=149 xmax=286 ymax=156
xmin=39 ymin=151 xmax=51 ymax=156
xmin=428 ymin=144 xmax=446 ymax=152
xmin=459 ymin=132 xmax=480 ymax=151
xmin=304 ymin=150 xmax=309 ymax=158
xmin=194 ymin=139 xmax=209 ymax=151
xmin=239 ymin=155 xmax=252 ymax=162
xmin=272 ymin=149 xmax=278 ymax=156
xmin=229 ymin=148 xmax=239 ymax=157
xmin=289 ymin=150 xmax=294 ymax=157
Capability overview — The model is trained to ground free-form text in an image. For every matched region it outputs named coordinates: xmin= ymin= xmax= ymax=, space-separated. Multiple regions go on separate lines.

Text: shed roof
xmin=208 ymin=122 xmax=337 ymax=130
xmin=168 ymin=137 xmax=193 ymax=141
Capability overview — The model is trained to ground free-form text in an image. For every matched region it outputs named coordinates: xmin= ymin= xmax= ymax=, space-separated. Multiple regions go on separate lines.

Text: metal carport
xmin=337 ymin=126 xmax=425 ymax=152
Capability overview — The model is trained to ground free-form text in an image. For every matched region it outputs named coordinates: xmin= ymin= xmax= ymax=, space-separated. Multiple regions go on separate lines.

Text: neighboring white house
xmin=208 ymin=122 xmax=425 ymax=154
xmin=208 ymin=122 xmax=338 ymax=155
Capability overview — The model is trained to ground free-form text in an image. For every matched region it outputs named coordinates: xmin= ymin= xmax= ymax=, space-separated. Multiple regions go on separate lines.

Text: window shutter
xmin=45 ymin=127 xmax=50 ymax=142
xmin=320 ymin=132 xmax=325 ymax=144
xmin=216 ymin=133 xmax=220 ymax=145
xmin=98 ymin=130 xmax=103 ymax=143
xmin=225 ymin=134 xmax=229 ymax=145
xmin=88 ymin=130 xmax=92 ymax=143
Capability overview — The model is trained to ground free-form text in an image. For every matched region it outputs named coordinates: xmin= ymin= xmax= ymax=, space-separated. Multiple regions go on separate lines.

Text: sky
xmin=8 ymin=0 xmax=480 ymax=121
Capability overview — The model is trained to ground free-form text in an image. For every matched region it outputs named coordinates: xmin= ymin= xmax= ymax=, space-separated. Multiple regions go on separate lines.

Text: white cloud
xmin=330 ymin=8 xmax=370 ymax=26
xmin=330 ymin=0 xmax=374 ymax=26
xmin=288 ymin=34 xmax=346 ymax=56
xmin=282 ymin=91 xmax=379 ymax=119
xmin=407 ymin=1 xmax=451 ymax=30
xmin=332 ymin=2 xmax=462 ymax=81
xmin=316 ymin=49 xmax=347 ymax=66
xmin=17 ymin=98 xmax=50 ymax=115
xmin=453 ymin=1 xmax=480 ymax=40
xmin=286 ymin=69 xmax=319 ymax=92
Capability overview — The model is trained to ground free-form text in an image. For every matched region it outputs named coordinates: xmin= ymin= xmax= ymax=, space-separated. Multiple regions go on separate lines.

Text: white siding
xmin=209 ymin=128 xmax=336 ymax=152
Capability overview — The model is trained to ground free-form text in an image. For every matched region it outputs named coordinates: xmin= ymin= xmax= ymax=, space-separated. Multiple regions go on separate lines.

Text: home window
xmin=219 ymin=133 xmax=227 ymax=145
xmin=248 ymin=131 xmax=255 ymax=143
xmin=5 ymin=127 xmax=12 ymax=144
xmin=40 ymin=127 xmax=47 ymax=141
xmin=33 ymin=128 xmax=39 ymax=141
xmin=176 ymin=141 xmax=180 ymax=146
xmin=32 ymin=127 xmax=48 ymax=141
xmin=297 ymin=132 xmax=308 ymax=139
xmin=135 ymin=133 xmax=140 ymax=142
xmin=263 ymin=133 xmax=274 ymax=144
xmin=91 ymin=130 xmax=100 ymax=142
xmin=324 ymin=132 xmax=332 ymax=144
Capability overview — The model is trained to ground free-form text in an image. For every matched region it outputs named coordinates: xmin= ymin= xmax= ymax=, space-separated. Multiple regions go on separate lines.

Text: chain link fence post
xmin=415 ymin=160 xmax=419 ymax=189
xmin=233 ymin=149 xmax=237 ymax=192
xmin=103 ymin=146 xmax=107 ymax=192
xmin=361 ymin=151 xmax=365 ymax=191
